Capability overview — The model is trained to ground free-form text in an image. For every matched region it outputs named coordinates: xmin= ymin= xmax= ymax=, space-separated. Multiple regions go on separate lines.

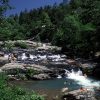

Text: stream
xmin=3 ymin=47 xmax=100 ymax=99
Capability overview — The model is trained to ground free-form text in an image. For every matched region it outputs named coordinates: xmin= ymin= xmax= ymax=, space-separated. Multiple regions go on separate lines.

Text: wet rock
xmin=32 ymin=73 xmax=51 ymax=80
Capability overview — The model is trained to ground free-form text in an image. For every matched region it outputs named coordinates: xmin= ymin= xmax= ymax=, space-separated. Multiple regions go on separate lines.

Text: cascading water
xmin=22 ymin=53 xmax=27 ymax=60
xmin=64 ymin=69 xmax=100 ymax=88
xmin=3 ymin=50 xmax=100 ymax=91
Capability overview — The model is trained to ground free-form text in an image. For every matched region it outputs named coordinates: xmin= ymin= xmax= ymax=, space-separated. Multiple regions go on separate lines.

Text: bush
xmin=0 ymin=73 xmax=44 ymax=100
xmin=3 ymin=42 xmax=14 ymax=51
xmin=14 ymin=42 xmax=28 ymax=49
xmin=30 ymin=93 xmax=44 ymax=100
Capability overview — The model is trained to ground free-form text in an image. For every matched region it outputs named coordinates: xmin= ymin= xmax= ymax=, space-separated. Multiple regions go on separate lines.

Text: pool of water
xmin=10 ymin=78 xmax=82 ymax=91
xmin=9 ymin=76 xmax=100 ymax=100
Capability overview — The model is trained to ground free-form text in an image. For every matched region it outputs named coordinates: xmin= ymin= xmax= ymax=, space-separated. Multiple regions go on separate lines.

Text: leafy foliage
xmin=0 ymin=73 xmax=44 ymax=100
xmin=14 ymin=42 xmax=28 ymax=49
xmin=0 ymin=0 xmax=100 ymax=58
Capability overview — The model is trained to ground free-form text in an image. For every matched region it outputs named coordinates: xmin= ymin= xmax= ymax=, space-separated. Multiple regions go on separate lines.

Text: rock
xmin=66 ymin=59 xmax=77 ymax=65
xmin=32 ymin=73 xmax=51 ymax=80
xmin=8 ymin=75 xmax=20 ymax=81
xmin=36 ymin=45 xmax=61 ymax=52
xmin=0 ymin=57 xmax=9 ymax=67
xmin=1 ymin=63 xmax=26 ymax=75
xmin=0 ymin=51 xmax=4 ymax=57
xmin=25 ymin=64 xmax=51 ymax=72
xmin=1 ymin=63 xmax=54 ymax=80
xmin=79 ymin=63 xmax=96 ymax=75
xmin=62 ymin=88 xmax=97 ymax=100
xmin=93 ymin=63 xmax=100 ymax=79
xmin=61 ymin=94 xmax=77 ymax=100
xmin=95 ymin=52 xmax=100 ymax=57
xmin=61 ymin=87 xmax=68 ymax=93
xmin=1 ymin=63 xmax=25 ymax=70
xmin=1 ymin=63 xmax=50 ymax=72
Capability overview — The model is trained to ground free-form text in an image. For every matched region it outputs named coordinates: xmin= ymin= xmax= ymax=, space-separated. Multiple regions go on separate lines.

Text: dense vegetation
xmin=0 ymin=0 xmax=100 ymax=58
xmin=0 ymin=73 xmax=44 ymax=100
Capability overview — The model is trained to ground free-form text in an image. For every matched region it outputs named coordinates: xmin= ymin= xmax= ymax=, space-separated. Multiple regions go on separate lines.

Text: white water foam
xmin=4 ymin=54 xmax=9 ymax=58
xmin=22 ymin=53 xmax=27 ymax=60
xmin=57 ymin=75 xmax=62 ymax=79
xmin=65 ymin=69 xmax=100 ymax=88
xmin=38 ymin=55 xmax=47 ymax=60
xmin=29 ymin=54 xmax=37 ymax=59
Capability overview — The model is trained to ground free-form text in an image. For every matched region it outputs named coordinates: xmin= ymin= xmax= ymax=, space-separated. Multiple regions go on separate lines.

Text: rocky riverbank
xmin=0 ymin=40 xmax=100 ymax=100
xmin=0 ymin=40 xmax=100 ymax=80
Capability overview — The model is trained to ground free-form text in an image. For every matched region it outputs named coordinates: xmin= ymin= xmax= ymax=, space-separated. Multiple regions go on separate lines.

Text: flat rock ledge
xmin=0 ymin=63 xmax=56 ymax=80
xmin=62 ymin=89 xmax=97 ymax=100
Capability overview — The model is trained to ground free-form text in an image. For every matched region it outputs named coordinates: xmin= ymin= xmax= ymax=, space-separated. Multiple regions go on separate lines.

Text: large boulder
xmin=1 ymin=63 xmax=26 ymax=75
xmin=25 ymin=64 xmax=51 ymax=72
xmin=1 ymin=63 xmax=53 ymax=80
xmin=0 ymin=57 xmax=9 ymax=67
xmin=79 ymin=63 xmax=96 ymax=75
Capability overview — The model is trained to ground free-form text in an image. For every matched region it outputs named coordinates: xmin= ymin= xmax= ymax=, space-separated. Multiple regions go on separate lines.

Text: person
xmin=80 ymin=87 xmax=87 ymax=92
xmin=8 ymin=53 xmax=16 ymax=62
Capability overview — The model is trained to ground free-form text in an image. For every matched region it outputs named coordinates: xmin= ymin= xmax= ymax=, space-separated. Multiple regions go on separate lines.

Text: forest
xmin=0 ymin=0 xmax=100 ymax=58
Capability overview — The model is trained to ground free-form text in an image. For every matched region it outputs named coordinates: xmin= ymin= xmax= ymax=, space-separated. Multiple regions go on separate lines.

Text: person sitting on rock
xmin=8 ymin=53 xmax=16 ymax=62
xmin=80 ymin=87 xmax=87 ymax=92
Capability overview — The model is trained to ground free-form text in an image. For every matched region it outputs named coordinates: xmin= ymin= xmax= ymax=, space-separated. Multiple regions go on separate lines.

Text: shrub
xmin=14 ymin=42 xmax=28 ymax=49
xmin=0 ymin=73 xmax=44 ymax=100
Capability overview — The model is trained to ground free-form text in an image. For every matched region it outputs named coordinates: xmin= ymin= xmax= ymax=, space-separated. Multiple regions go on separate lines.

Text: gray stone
xmin=33 ymin=73 xmax=51 ymax=80
xmin=0 ymin=57 xmax=9 ymax=67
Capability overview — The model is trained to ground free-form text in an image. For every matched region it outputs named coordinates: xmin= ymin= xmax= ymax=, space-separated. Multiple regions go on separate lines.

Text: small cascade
xmin=22 ymin=53 xmax=27 ymax=60
xmin=29 ymin=54 xmax=34 ymax=59
xmin=17 ymin=51 xmax=67 ymax=64
xmin=64 ymin=69 xmax=100 ymax=88
xmin=29 ymin=54 xmax=37 ymax=59
xmin=37 ymin=55 xmax=46 ymax=60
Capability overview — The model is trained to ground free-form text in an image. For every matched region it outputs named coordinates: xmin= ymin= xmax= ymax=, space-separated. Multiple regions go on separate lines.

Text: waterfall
xmin=64 ymin=69 xmax=100 ymax=88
